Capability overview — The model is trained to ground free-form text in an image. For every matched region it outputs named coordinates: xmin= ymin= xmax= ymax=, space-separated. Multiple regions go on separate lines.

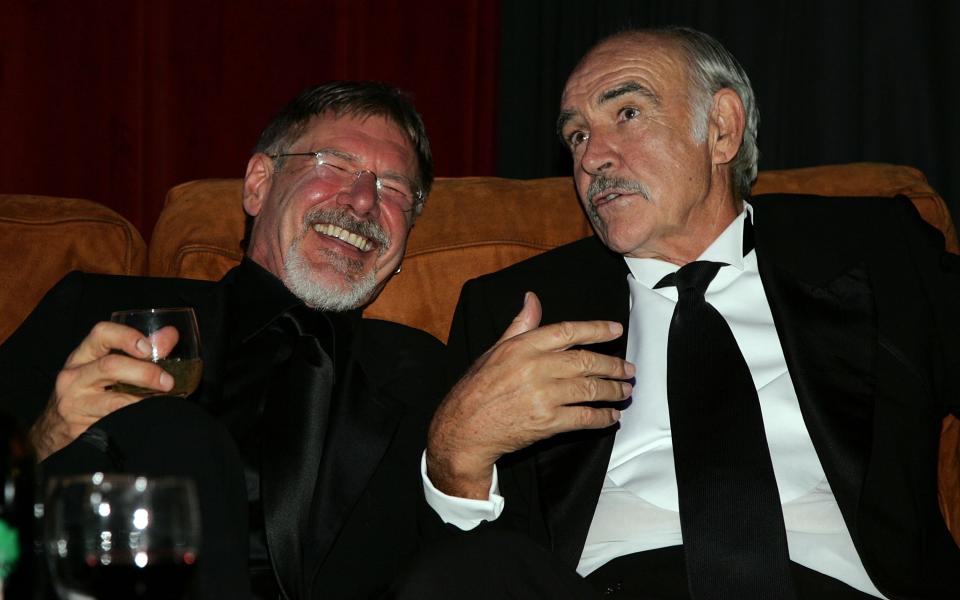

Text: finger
xmin=522 ymin=319 xmax=624 ymax=353
xmin=149 ymin=325 xmax=181 ymax=360
xmin=551 ymin=349 xmax=635 ymax=380
xmin=96 ymin=392 xmax=149 ymax=416
xmin=496 ymin=292 xmax=543 ymax=344
xmin=549 ymin=376 xmax=632 ymax=405
xmin=558 ymin=405 xmax=622 ymax=432
xmin=65 ymin=322 xmax=152 ymax=367
xmin=76 ymin=353 xmax=175 ymax=394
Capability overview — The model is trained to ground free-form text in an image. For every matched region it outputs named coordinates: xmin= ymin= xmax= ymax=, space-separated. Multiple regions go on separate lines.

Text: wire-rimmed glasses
xmin=269 ymin=150 xmax=422 ymax=212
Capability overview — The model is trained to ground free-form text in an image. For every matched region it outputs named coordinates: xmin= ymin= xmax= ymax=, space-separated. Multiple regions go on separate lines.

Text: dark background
xmin=2 ymin=1 xmax=958 ymax=238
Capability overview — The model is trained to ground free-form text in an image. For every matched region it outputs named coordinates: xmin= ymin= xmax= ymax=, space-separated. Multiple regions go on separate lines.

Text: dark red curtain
xmin=0 ymin=1 xmax=499 ymax=239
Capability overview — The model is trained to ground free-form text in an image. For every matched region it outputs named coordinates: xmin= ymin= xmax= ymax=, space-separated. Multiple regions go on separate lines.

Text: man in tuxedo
xmin=414 ymin=27 xmax=960 ymax=599
xmin=1 ymin=81 xmax=444 ymax=599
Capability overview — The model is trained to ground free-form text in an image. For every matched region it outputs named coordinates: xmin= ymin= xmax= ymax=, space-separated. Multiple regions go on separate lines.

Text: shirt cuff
xmin=420 ymin=450 xmax=505 ymax=530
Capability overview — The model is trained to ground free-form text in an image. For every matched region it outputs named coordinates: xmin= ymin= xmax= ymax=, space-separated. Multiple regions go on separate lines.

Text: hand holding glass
xmin=44 ymin=474 xmax=201 ymax=600
xmin=109 ymin=308 xmax=202 ymax=398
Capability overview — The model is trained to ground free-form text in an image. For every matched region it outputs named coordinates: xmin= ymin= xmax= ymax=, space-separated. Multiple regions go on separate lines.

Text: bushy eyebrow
xmin=557 ymin=81 xmax=660 ymax=139
xmin=599 ymin=81 xmax=659 ymax=105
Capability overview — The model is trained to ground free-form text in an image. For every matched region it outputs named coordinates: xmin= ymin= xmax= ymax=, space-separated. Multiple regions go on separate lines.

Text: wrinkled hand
xmin=427 ymin=292 xmax=634 ymax=499
xmin=30 ymin=322 xmax=178 ymax=461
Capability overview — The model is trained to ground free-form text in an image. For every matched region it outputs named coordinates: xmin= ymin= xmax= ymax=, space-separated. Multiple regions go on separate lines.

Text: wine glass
xmin=44 ymin=473 xmax=201 ymax=600
xmin=109 ymin=308 xmax=202 ymax=398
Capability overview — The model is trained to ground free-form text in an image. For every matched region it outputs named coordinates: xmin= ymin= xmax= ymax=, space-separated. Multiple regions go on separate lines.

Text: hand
xmin=427 ymin=292 xmax=634 ymax=499
xmin=30 ymin=322 xmax=178 ymax=461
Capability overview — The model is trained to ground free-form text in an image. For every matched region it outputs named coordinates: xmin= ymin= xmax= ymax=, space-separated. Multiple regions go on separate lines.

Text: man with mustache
xmin=1 ymin=81 xmax=444 ymax=599
xmin=414 ymin=27 xmax=960 ymax=599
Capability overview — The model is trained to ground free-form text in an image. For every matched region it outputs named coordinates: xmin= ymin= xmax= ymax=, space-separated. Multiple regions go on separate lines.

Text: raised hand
xmin=427 ymin=292 xmax=634 ymax=499
xmin=30 ymin=322 xmax=178 ymax=460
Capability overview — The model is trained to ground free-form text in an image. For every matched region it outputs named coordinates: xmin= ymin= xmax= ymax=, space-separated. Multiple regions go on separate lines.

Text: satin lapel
xmin=536 ymin=246 xmax=629 ymax=567
xmin=178 ymin=284 xmax=228 ymax=405
xmin=305 ymin=356 xmax=402 ymax=578
xmin=757 ymin=245 xmax=877 ymax=517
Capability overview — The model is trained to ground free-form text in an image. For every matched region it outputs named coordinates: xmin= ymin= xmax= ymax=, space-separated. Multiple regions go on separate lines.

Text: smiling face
xmin=558 ymin=34 xmax=743 ymax=264
xmin=242 ymin=112 xmax=418 ymax=310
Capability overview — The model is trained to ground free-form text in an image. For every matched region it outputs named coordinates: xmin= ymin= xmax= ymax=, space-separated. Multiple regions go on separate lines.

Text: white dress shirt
xmin=423 ymin=206 xmax=885 ymax=598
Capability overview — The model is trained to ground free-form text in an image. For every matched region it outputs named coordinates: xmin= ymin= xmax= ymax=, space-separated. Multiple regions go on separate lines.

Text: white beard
xmin=283 ymin=241 xmax=378 ymax=312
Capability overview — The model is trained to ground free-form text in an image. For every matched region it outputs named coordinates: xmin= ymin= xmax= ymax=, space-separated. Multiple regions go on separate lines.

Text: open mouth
xmin=592 ymin=190 xmax=630 ymax=207
xmin=313 ymin=222 xmax=374 ymax=252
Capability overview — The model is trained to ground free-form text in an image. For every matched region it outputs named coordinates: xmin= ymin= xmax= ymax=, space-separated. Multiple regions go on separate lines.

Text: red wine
xmin=53 ymin=558 xmax=196 ymax=600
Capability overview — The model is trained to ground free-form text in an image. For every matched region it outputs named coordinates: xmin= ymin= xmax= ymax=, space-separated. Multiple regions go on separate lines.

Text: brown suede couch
xmin=2 ymin=163 xmax=958 ymax=544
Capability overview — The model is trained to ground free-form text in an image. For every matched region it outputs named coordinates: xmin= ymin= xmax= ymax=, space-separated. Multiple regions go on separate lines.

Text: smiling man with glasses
xmin=1 ymin=81 xmax=444 ymax=599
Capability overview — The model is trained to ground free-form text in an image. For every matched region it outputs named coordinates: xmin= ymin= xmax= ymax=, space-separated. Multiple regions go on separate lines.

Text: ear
xmin=242 ymin=153 xmax=273 ymax=217
xmin=707 ymin=88 xmax=746 ymax=167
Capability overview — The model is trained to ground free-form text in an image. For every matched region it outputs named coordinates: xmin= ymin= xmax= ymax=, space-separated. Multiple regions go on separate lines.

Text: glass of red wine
xmin=43 ymin=473 xmax=200 ymax=600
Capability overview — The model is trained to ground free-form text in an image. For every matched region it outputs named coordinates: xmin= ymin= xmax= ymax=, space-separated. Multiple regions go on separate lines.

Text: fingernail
xmin=609 ymin=322 xmax=623 ymax=335
xmin=523 ymin=291 xmax=532 ymax=306
xmin=159 ymin=372 xmax=174 ymax=390
xmin=611 ymin=409 xmax=621 ymax=421
xmin=622 ymin=382 xmax=633 ymax=397
xmin=135 ymin=338 xmax=151 ymax=356
xmin=624 ymin=362 xmax=636 ymax=377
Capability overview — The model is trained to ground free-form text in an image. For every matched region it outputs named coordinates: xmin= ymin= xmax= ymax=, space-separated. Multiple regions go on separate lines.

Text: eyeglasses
xmin=269 ymin=150 xmax=423 ymax=212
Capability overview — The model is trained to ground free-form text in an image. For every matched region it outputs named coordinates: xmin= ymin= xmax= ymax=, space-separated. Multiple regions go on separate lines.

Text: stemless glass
xmin=44 ymin=473 xmax=201 ymax=600
xmin=109 ymin=308 xmax=202 ymax=398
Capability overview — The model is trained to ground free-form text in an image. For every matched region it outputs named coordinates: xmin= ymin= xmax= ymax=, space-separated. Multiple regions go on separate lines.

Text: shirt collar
xmin=624 ymin=203 xmax=753 ymax=288
xmin=229 ymin=257 xmax=305 ymax=344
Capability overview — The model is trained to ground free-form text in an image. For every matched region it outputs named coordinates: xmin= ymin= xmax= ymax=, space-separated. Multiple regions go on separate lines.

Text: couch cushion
xmin=0 ymin=194 xmax=146 ymax=345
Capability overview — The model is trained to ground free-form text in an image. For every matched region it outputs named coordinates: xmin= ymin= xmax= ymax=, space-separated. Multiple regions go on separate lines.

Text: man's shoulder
xmin=470 ymin=235 xmax=620 ymax=287
xmin=359 ymin=318 xmax=443 ymax=358
xmin=751 ymin=193 xmax=933 ymax=247
xmin=57 ymin=270 xmax=219 ymax=296
xmin=750 ymin=192 xmax=915 ymax=221
xmin=357 ymin=318 xmax=444 ymax=392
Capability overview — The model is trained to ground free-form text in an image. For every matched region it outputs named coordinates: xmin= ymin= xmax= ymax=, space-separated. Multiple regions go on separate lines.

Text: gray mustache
xmin=586 ymin=176 xmax=651 ymax=204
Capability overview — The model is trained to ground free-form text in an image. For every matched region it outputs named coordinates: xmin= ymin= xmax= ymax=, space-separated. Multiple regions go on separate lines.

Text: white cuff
xmin=420 ymin=451 xmax=505 ymax=530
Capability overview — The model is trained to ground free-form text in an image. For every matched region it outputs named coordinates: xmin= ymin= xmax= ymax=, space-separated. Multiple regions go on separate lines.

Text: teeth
xmin=312 ymin=223 xmax=373 ymax=251
xmin=605 ymin=193 xmax=620 ymax=201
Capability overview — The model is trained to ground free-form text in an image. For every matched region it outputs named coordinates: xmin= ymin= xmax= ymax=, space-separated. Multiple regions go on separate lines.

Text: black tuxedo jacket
xmin=445 ymin=195 xmax=960 ymax=599
xmin=1 ymin=261 xmax=445 ymax=599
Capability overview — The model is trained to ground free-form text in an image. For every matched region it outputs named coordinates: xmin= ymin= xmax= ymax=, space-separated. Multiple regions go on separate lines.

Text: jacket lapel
xmin=754 ymin=212 xmax=878 ymax=522
xmin=303 ymin=317 xmax=405 ymax=585
xmin=535 ymin=239 xmax=630 ymax=566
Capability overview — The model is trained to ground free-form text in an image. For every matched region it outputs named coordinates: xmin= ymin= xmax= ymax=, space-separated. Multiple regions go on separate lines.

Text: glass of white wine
xmin=109 ymin=308 xmax=202 ymax=398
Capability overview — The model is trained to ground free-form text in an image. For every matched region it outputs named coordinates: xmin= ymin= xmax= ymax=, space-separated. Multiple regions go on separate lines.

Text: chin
xmin=283 ymin=249 xmax=377 ymax=311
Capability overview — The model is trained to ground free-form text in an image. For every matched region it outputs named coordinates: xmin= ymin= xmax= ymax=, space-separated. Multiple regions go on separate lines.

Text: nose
xmin=338 ymin=171 xmax=380 ymax=216
xmin=579 ymin=129 xmax=618 ymax=176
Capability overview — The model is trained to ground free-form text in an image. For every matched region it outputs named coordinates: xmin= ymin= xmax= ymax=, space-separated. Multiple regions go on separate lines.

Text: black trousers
xmin=39 ymin=397 xmax=252 ymax=600
xmin=389 ymin=528 xmax=878 ymax=600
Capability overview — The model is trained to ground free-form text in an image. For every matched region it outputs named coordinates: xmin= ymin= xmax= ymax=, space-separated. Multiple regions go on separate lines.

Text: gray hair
xmin=604 ymin=28 xmax=760 ymax=200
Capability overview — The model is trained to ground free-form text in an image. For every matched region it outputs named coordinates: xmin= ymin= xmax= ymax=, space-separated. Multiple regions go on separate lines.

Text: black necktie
xmin=656 ymin=258 xmax=797 ymax=599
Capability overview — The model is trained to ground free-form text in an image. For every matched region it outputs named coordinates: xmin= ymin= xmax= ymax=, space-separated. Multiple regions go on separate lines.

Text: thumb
xmin=496 ymin=291 xmax=542 ymax=344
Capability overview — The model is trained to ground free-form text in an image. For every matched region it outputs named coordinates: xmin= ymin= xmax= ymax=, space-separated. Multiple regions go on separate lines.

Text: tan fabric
xmin=0 ymin=194 xmax=146 ymax=345
xmin=143 ymin=162 xmax=959 ymax=543
xmin=148 ymin=179 xmax=246 ymax=280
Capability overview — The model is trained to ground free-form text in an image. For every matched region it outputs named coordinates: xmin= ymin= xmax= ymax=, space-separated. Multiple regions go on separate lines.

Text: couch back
xmin=149 ymin=163 xmax=957 ymax=342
